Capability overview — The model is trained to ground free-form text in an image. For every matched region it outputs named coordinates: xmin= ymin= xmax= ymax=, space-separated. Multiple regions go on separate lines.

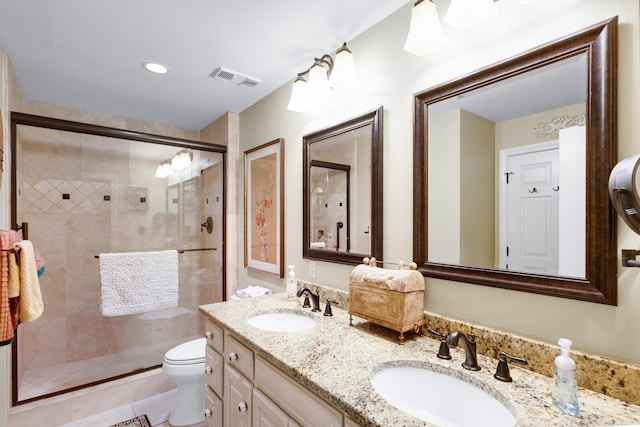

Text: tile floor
xmin=58 ymin=389 xmax=206 ymax=427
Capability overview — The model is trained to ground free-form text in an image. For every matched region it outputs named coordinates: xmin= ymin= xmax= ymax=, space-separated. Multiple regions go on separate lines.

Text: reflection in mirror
xmin=310 ymin=161 xmax=351 ymax=252
xmin=428 ymin=54 xmax=587 ymax=279
xmin=413 ymin=18 xmax=617 ymax=304
xmin=303 ymin=107 xmax=383 ymax=265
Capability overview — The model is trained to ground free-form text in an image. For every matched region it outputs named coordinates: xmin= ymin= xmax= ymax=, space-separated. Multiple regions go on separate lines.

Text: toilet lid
xmin=164 ymin=338 xmax=206 ymax=365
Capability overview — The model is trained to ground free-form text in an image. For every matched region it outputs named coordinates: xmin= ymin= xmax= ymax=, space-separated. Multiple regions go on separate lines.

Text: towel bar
xmin=94 ymin=247 xmax=218 ymax=258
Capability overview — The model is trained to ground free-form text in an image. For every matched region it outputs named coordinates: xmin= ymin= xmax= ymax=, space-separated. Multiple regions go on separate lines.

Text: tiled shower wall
xmin=22 ymin=178 xmax=148 ymax=215
xmin=14 ymin=126 xmax=223 ymax=401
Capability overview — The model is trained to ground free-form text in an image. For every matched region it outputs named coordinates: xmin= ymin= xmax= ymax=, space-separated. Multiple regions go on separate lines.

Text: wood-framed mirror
xmin=413 ymin=18 xmax=617 ymax=304
xmin=303 ymin=107 xmax=383 ymax=265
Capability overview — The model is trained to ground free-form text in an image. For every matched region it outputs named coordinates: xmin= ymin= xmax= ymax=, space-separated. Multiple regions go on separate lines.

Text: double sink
xmin=247 ymin=310 xmax=515 ymax=427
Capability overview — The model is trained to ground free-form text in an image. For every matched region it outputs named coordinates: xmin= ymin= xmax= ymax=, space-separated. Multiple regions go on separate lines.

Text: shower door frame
xmin=9 ymin=112 xmax=228 ymax=406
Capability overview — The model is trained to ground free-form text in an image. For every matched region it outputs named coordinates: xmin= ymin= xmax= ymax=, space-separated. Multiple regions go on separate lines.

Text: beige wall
xmin=427 ymin=108 xmax=495 ymax=267
xmin=238 ymin=0 xmax=640 ymax=365
xmin=459 ymin=110 xmax=495 ymax=268
xmin=200 ymin=112 xmax=239 ymax=297
xmin=495 ymin=103 xmax=585 ymax=151
xmin=429 ymin=109 xmax=461 ymax=264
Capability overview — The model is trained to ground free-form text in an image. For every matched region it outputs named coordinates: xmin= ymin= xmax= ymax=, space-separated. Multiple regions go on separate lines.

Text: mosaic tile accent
xmin=21 ymin=178 xmax=148 ymax=214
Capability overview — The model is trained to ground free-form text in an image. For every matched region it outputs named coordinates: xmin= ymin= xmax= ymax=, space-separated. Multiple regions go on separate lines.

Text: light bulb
xmin=403 ymin=0 xmax=448 ymax=56
xmin=329 ymin=43 xmax=359 ymax=90
xmin=287 ymin=77 xmax=312 ymax=112
xmin=307 ymin=61 xmax=331 ymax=103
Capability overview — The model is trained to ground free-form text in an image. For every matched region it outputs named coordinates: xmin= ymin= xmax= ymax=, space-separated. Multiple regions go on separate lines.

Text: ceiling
xmin=430 ymin=53 xmax=587 ymax=123
xmin=0 ymin=0 xmax=409 ymax=130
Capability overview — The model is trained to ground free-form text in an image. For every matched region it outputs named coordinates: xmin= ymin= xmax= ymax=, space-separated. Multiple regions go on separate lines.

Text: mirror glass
xmin=428 ymin=54 xmax=587 ymax=278
xmin=303 ymin=107 xmax=383 ymax=265
xmin=413 ymin=18 xmax=617 ymax=304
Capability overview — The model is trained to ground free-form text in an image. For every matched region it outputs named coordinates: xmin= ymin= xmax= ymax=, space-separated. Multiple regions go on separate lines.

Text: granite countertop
xmin=199 ymin=293 xmax=640 ymax=427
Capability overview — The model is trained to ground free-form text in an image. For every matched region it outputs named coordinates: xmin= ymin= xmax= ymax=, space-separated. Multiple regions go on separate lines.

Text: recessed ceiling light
xmin=142 ymin=62 xmax=169 ymax=74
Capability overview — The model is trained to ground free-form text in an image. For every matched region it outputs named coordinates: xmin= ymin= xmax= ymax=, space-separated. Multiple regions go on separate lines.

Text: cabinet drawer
xmin=254 ymin=356 xmax=342 ymax=427
xmin=206 ymin=320 xmax=224 ymax=354
xmin=205 ymin=386 xmax=223 ymax=427
xmin=224 ymin=365 xmax=252 ymax=427
xmin=345 ymin=416 xmax=363 ymax=427
xmin=205 ymin=346 xmax=223 ymax=397
xmin=225 ymin=333 xmax=254 ymax=380
xmin=253 ymin=389 xmax=288 ymax=427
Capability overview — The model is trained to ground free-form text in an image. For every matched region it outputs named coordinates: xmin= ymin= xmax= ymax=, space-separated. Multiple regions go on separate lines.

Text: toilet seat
xmin=164 ymin=338 xmax=206 ymax=365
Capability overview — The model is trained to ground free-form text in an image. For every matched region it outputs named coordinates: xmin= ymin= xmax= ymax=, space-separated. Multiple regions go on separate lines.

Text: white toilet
xmin=162 ymin=338 xmax=206 ymax=426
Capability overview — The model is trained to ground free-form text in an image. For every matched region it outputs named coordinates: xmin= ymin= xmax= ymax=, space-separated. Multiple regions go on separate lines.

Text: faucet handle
xmin=494 ymin=351 xmax=528 ymax=382
xmin=428 ymin=329 xmax=452 ymax=360
xmin=323 ymin=300 xmax=338 ymax=316
xmin=302 ymin=294 xmax=311 ymax=308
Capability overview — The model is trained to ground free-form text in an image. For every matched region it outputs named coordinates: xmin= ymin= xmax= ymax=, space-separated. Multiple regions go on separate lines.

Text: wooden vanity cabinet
xmin=224 ymin=364 xmax=253 ymax=427
xmin=205 ymin=318 xmax=362 ymax=427
xmin=345 ymin=417 xmax=362 ymax=427
xmin=205 ymin=320 xmax=224 ymax=427
xmin=253 ymin=389 xmax=301 ymax=427
xmin=205 ymin=391 xmax=223 ymax=427
xmin=254 ymin=356 xmax=342 ymax=427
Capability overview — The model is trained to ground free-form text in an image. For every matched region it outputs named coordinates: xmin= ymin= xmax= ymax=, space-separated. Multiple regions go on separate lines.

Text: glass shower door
xmin=11 ymin=115 xmax=225 ymax=404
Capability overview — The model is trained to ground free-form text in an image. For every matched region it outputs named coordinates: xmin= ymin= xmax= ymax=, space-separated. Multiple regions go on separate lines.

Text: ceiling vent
xmin=210 ymin=67 xmax=261 ymax=89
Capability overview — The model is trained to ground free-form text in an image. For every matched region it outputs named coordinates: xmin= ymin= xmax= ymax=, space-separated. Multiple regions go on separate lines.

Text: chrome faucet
xmin=296 ymin=286 xmax=321 ymax=312
xmin=447 ymin=331 xmax=481 ymax=371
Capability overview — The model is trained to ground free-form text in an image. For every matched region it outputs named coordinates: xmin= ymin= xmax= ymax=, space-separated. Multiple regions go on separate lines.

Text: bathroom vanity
xmin=203 ymin=310 xmax=357 ymax=426
xmin=200 ymin=293 xmax=640 ymax=427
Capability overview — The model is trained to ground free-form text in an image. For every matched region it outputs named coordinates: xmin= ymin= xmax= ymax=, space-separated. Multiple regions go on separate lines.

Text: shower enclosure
xmin=10 ymin=113 xmax=226 ymax=405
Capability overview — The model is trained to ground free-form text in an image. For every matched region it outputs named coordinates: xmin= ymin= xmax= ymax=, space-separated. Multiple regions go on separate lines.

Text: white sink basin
xmin=370 ymin=365 xmax=516 ymax=427
xmin=247 ymin=312 xmax=316 ymax=332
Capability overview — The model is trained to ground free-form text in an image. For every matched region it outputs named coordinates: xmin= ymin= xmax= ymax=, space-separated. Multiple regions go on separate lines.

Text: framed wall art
xmin=244 ymin=138 xmax=284 ymax=277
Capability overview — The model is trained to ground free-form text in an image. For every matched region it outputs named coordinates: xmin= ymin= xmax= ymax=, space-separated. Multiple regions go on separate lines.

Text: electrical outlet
xmin=309 ymin=261 xmax=317 ymax=278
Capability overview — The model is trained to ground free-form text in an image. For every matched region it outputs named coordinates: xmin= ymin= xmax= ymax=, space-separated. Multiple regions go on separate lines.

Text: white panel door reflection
xmin=505 ymin=147 xmax=559 ymax=274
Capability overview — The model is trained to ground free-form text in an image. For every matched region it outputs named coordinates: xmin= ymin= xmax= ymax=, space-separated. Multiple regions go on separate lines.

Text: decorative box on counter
xmin=348 ymin=261 xmax=425 ymax=343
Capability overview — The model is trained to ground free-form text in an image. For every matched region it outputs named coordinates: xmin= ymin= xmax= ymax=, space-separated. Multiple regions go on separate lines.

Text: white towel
xmin=235 ymin=285 xmax=272 ymax=299
xmin=99 ymin=250 xmax=178 ymax=317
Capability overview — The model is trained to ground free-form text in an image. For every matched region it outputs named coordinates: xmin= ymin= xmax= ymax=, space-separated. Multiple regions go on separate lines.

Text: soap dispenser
xmin=552 ymin=338 xmax=579 ymax=416
xmin=286 ymin=265 xmax=297 ymax=299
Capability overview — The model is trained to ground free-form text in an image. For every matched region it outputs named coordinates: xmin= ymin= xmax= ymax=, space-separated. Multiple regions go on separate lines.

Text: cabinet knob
xmin=205 ymin=331 xmax=213 ymax=339
xmin=238 ymin=402 xmax=248 ymax=412
xmin=229 ymin=352 xmax=238 ymax=362
xmin=205 ymin=366 xmax=212 ymax=374
xmin=204 ymin=408 xmax=212 ymax=417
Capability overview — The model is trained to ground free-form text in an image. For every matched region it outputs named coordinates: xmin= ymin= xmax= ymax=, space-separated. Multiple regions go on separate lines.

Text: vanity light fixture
xmin=287 ymin=42 xmax=359 ymax=113
xmin=403 ymin=0 xmax=448 ymax=56
xmin=404 ymin=0 xmax=502 ymax=56
xmin=154 ymin=150 xmax=192 ymax=178
xmin=142 ymin=62 xmax=169 ymax=74
xmin=170 ymin=151 xmax=192 ymax=171
xmin=154 ymin=161 xmax=172 ymax=178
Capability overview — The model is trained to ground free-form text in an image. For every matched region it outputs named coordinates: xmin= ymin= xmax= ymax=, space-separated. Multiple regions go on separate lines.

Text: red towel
xmin=1 ymin=230 xmax=20 ymax=346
